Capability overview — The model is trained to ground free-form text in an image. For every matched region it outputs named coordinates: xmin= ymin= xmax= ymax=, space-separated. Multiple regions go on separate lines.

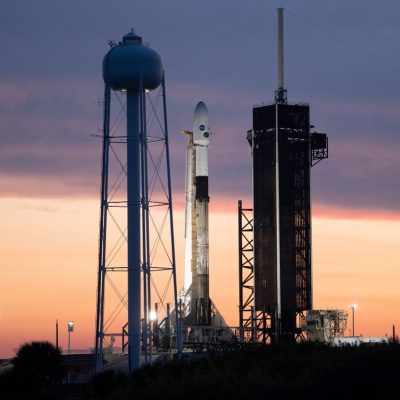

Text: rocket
xmin=193 ymin=102 xmax=211 ymax=326
xmin=182 ymin=101 xmax=211 ymax=326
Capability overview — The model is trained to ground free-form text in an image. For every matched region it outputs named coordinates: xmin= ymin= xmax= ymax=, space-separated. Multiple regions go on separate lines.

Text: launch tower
xmin=240 ymin=9 xmax=328 ymax=342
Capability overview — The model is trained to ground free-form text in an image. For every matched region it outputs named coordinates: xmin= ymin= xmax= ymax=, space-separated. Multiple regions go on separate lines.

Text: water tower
xmin=94 ymin=31 xmax=182 ymax=372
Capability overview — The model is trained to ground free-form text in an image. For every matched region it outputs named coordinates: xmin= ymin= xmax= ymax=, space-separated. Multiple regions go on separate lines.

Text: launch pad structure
xmin=238 ymin=9 xmax=328 ymax=343
xmin=303 ymin=309 xmax=348 ymax=343
xmin=93 ymin=10 xmax=333 ymax=368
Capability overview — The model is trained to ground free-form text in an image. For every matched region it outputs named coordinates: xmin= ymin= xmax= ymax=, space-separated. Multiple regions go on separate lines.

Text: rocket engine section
xmin=193 ymin=102 xmax=211 ymax=326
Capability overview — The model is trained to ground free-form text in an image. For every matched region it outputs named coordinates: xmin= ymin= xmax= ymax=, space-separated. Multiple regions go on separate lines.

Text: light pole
xmin=68 ymin=321 xmax=74 ymax=354
xmin=349 ymin=305 xmax=357 ymax=337
xmin=150 ymin=306 xmax=158 ymax=351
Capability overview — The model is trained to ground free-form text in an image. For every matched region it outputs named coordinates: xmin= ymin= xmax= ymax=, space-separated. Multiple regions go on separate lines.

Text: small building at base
xmin=332 ymin=336 xmax=390 ymax=347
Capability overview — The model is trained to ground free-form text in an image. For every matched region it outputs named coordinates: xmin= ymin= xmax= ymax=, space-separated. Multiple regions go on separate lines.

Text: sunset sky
xmin=1 ymin=1 xmax=400 ymax=357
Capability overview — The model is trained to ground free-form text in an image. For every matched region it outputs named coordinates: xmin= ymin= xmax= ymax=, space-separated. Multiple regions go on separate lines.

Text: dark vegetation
xmin=91 ymin=342 xmax=400 ymax=400
xmin=0 ymin=340 xmax=65 ymax=399
xmin=1 ymin=341 xmax=400 ymax=399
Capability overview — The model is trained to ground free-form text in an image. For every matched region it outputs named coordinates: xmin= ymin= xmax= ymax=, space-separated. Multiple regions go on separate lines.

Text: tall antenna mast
xmin=275 ymin=8 xmax=287 ymax=104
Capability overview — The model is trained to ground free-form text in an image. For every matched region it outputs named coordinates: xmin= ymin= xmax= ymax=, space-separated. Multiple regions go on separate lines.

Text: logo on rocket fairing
xmin=199 ymin=124 xmax=205 ymax=131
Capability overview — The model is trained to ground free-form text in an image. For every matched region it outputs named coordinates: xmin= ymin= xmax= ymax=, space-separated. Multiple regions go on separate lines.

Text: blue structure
xmin=95 ymin=31 xmax=181 ymax=372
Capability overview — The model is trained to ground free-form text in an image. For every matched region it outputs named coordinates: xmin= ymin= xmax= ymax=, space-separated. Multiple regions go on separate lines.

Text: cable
xmin=285 ymin=9 xmax=400 ymax=75
xmin=328 ymin=132 xmax=400 ymax=190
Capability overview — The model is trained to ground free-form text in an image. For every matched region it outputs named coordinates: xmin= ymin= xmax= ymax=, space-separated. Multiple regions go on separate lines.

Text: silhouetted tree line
xmin=1 ymin=340 xmax=400 ymax=399
xmin=90 ymin=341 xmax=400 ymax=400
xmin=0 ymin=340 xmax=66 ymax=399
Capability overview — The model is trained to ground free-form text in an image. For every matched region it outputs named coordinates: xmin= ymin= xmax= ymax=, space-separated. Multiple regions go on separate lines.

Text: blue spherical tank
xmin=103 ymin=32 xmax=163 ymax=91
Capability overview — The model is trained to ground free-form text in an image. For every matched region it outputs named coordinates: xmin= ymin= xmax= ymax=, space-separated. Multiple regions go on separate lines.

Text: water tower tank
xmin=103 ymin=31 xmax=163 ymax=91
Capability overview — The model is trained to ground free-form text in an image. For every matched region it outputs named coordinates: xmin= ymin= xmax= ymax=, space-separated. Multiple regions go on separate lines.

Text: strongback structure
xmin=94 ymin=31 xmax=182 ymax=373
xmin=239 ymin=9 xmax=328 ymax=342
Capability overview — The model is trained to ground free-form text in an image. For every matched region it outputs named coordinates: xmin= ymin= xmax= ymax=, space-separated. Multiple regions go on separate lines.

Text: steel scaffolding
xmin=94 ymin=74 xmax=182 ymax=373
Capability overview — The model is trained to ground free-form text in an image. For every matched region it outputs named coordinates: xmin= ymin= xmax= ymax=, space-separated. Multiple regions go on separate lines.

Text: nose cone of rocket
xmin=193 ymin=102 xmax=210 ymax=146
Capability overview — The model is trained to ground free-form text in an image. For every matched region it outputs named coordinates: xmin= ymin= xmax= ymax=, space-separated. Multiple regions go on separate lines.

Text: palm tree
xmin=3 ymin=340 xmax=65 ymax=398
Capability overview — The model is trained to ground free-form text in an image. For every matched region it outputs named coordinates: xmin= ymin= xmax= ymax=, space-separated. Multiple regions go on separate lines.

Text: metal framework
xmin=303 ymin=309 xmax=348 ymax=342
xmin=240 ymin=104 xmax=328 ymax=344
xmin=238 ymin=200 xmax=255 ymax=341
xmin=239 ymin=200 xmax=304 ymax=344
xmin=238 ymin=200 xmax=273 ymax=343
xmin=311 ymin=132 xmax=329 ymax=166
xmin=238 ymin=9 xmax=328 ymax=344
xmin=94 ymin=75 xmax=182 ymax=373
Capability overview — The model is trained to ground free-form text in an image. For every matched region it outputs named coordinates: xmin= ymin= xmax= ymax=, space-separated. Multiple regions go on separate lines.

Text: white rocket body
xmin=183 ymin=102 xmax=211 ymax=326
